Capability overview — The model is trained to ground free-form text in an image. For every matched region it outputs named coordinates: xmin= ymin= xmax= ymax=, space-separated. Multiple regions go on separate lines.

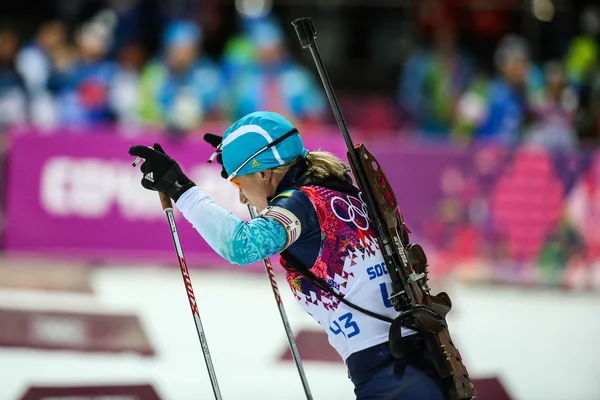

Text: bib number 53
xmin=329 ymin=312 xmax=360 ymax=338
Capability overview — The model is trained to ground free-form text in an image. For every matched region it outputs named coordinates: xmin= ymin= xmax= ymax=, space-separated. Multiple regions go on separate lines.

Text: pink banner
xmin=3 ymin=130 xmax=348 ymax=269
xmin=4 ymin=128 xmax=599 ymax=289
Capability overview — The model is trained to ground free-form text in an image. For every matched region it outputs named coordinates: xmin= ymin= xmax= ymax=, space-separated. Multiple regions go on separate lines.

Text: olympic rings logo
xmin=330 ymin=192 xmax=370 ymax=231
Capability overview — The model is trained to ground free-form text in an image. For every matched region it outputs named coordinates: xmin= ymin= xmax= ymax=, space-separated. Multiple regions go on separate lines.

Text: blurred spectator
xmin=138 ymin=20 xmax=225 ymax=133
xmin=575 ymin=66 xmax=600 ymax=147
xmin=453 ymin=35 xmax=534 ymax=145
xmin=221 ymin=16 xmax=258 ymax=84
xmin=223 ymin=16 xmax=326 ymax=124
xmin=111 ymin=41 xmax=147 ymax=128
xmin=399 ymin=22 xmax=472 ymax=138
xmin=564 ymin=4 xmax=599 ymax=90
xmin=105 ymin=0 xmax=145 ymax=57
xmin=15 ymin=21 xmax=67 ymax=129
xmin=0 ymin=27 xmax=27 ymax=130
xmin=524 ymin=61 xmax=579 ymax=151
xmin=51 ymin=11 xmax=120 ymax=127
xmin=570 ymin=5 xmax=600 ymax=147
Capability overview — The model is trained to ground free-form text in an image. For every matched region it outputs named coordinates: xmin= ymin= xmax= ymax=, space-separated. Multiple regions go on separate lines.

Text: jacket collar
xmin=267 ymin=160 xmax=308 ymax=201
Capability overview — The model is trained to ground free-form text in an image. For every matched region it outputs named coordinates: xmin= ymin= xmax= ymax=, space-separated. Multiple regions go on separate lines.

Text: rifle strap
xmin=278 ymin=175 xmax=395 ymax=324
xmin=280 ymin=250 xmax=394 ymax=324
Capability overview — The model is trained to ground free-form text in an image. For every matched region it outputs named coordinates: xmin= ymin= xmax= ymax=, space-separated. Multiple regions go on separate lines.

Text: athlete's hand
xmin=129 ymin=143 xmax=196 ymax=202
xmin=204 ymin=133 xmax=228 ymax=179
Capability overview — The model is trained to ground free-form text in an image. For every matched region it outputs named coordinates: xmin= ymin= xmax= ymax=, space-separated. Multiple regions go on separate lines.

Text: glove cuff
xmin=159 ymin=165 xmax=196 ymax=202
xmin=169 ymin=180 xmax=196 ymax=202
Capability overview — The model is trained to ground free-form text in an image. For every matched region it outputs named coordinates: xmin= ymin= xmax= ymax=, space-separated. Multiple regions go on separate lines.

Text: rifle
xmin=291 ymin=18 xmax=477 ymax=400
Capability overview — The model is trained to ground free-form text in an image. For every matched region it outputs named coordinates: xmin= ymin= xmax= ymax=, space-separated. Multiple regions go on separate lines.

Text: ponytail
xmin=304 ymin=151 xmax=349 ymax=181
xmin=272 ymin=150 xmax=349 ymax=181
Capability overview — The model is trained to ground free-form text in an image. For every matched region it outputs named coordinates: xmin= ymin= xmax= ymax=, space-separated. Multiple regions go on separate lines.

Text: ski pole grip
xmin=159 ymin=193 xmax=173 ymax=211
xmin=292 ymin=17 xmax=316 ymax=48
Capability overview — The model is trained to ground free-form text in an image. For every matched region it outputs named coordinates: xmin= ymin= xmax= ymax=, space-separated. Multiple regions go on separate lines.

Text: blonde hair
xmin=271 ymin=150 xmax=349 ymax=181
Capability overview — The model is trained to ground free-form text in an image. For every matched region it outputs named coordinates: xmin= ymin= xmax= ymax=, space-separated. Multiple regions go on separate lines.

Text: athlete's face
xmin=232 ymin=170 xmax=277 ymax=213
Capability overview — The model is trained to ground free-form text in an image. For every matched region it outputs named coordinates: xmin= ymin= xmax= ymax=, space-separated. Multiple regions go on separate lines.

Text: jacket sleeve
xmin=175 ymin=186 xmax=291 ymax=266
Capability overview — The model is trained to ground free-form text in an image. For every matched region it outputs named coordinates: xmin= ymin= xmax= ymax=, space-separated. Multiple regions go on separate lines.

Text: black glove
xmin=203 ymin=133 xmax=228 ymax=179
xmin=129 ymin=143 xmax=196 ymax=202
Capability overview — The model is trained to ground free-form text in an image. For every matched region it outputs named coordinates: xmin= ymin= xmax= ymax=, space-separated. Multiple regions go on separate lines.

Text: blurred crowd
xmin=0 ymin=9 xmax=327 ymax=135
xmin=0 ymin=2 xmax=599 ymax=151
xmin=399 ymin=2 xmax=600 ymax=151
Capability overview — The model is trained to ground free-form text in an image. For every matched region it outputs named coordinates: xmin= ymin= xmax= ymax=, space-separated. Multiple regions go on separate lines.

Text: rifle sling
xmin=280 ymin=174 xmax=395 ymax=324
xmin=280 ymin=250 xmax=394 ymax=324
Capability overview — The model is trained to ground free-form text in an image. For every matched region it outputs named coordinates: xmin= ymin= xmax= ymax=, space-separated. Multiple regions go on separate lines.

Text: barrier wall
xmin=3 ymin=128 xmax=599 ymax=287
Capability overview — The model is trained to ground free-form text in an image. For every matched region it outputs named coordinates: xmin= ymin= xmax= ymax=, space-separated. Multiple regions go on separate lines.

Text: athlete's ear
xmin=239 ymin=190 xmax=248 ymax=205
xmin=260 ymin=169 xmax=272 ymax=183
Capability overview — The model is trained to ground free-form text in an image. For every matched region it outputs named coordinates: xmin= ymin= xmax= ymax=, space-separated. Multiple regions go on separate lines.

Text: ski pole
xmin=131 ymin=155 xmax=224 ymax=400
xmin=159 ymin=192 xmax=223 ymax=400
xmin=247 ymin=205 xmax=313 ymax=399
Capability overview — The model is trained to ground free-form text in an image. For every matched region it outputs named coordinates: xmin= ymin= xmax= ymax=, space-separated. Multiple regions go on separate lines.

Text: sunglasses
xmin=207 ymin=128 xmax=299 ymax=188
xmin=229 ymin=177 xmax=242 ymax=191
